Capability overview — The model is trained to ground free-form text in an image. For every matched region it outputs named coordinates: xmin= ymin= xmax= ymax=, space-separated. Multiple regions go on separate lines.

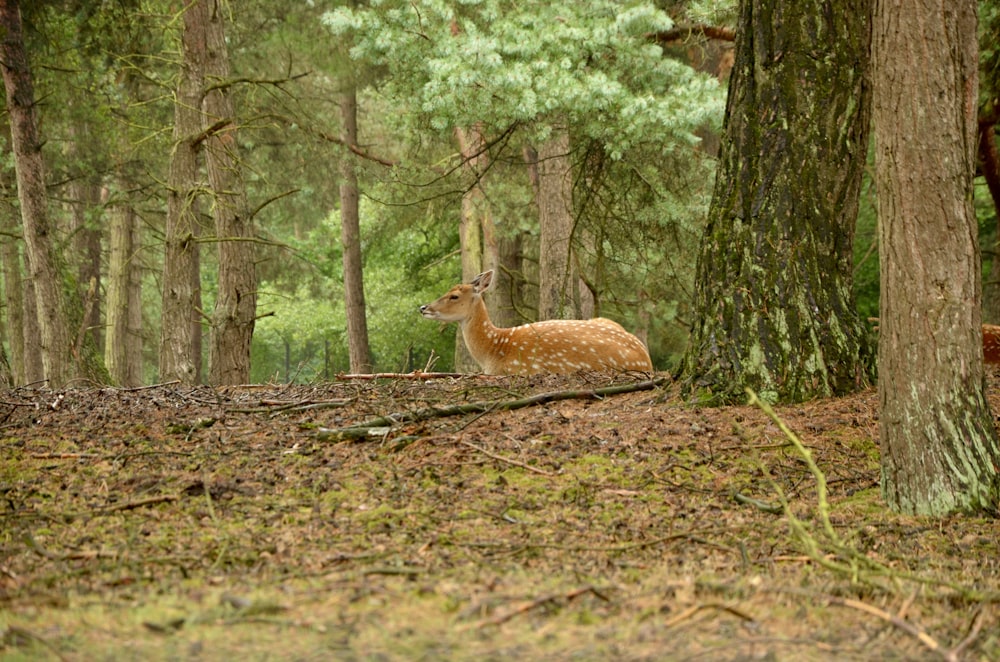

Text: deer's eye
xmin=449 ymin=294 xmax=460 ymax=300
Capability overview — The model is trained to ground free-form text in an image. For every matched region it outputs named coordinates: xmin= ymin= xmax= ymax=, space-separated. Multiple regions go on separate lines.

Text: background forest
xmin=0 ymin=0 xmax=997 ymax=386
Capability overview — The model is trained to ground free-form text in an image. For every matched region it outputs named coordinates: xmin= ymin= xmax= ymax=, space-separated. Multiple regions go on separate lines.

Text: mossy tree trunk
xmin=681 ymin=0 xmax=875 ymax=404
xmin=873 ymin=0 xmax=1000 ymax=515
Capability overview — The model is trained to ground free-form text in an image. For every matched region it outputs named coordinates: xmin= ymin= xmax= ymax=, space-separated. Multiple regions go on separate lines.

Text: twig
xmin=100 ymin=494 xmax=179 ymax=513
xmin=947 ymin=605 xmax=988 ymax=660
xmin=831 ymin=595 xmax=952 ymax=661
xmin=459 ymin=440 xmax=555 ymax=476
xmin=1 ymin=625 xmax=70 ymax=662
xmin=472 ymin=585 xmax=604 ymax=629
xmin=663 ymin=602 xmax=756 ymax=628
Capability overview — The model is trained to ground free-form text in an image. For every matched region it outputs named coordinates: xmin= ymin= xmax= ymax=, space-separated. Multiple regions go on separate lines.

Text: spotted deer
xmin=420 ymin=270 xmax=653 ymax=375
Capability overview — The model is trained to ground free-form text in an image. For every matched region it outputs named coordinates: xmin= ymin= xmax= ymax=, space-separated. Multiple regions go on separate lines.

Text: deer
xmin=420 ymin=270 xmax=653 ymax=375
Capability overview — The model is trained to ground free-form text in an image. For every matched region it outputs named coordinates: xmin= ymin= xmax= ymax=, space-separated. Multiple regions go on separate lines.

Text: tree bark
xmin=454 ymin=123 xmax=498 ymax=371
xmin=105 ymin=195 xmax=143 ymax=387
xmin=536 ymin=126 xmax=575 ymax=320
xmin=160 ymin=0 xmax=206 ymax=385
xmin=0 ymin=0 xmax=73 ymax=387
xmin=873 ymin=0 xmax=1000 ymax=515
xmin=0 ymin=132 xmax=29 ymax=384
xmin=339 ymin=85 xmax=372 ymax=373
xmin=681 ymin=0 xmax=875 ymax=404
xmin=202 ymin=0 xmax=256 ymax=386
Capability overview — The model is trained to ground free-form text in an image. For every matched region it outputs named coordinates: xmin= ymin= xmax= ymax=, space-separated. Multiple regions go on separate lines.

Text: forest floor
xmin=0 ymin=371 xmax=998 ymax=661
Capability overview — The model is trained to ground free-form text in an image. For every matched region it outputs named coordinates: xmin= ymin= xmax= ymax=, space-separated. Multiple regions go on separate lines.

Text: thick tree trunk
xmin=681 ymin=0 xmax=875 ymax=404
xmin=0 ymin=0 xmax=72 ymax=387
xmin=873 ymin=0 xmax=1000 ymax=515
xmin=160 ymin=0 xmax=206 ymax=385
xmin=536 ymin=126 xmax=575 ymax=320
xmin=203 ymin=0 xmax=256 ymax=386
xmin=339 ymin=86 xmax=372 ymax=373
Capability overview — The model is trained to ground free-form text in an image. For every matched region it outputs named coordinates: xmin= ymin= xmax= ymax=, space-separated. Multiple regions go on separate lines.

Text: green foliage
xmin=251 ymin=203 xmax=461 ymax=380
xmin=324 ymin=0 xmax=723 ymax=157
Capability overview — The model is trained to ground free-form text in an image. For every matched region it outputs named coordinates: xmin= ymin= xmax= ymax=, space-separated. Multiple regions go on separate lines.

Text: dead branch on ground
xmin=316 ymin=376 xmax=669 ymax=441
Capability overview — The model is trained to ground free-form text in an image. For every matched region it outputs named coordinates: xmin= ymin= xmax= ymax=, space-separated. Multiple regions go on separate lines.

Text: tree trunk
xmin=19 ymin=250 xmax=43 ymax=383
xmin=202 ymin=0 xmax=256 ymax=386
xmin=454 ymin=123 xmax=498 ymax=371
xmin=160 ymin=0 xmax=206 ymax=385
xmin=106 ymin=196 xmax=143 ymax=387
xmin=873 ymin=0 xmax=1000 ymax=515
xmin=0 ymin=0 xmax=73 ymax=387
xmin=0 ymin=138 xmax=29 ymax=385
xmin=67 ymin=154 xmax=103 ymax=356
xmin=536 ymin=126 xmax=575 ymax=320
xmin=339 ymin=85 xmax=372 ymax=373
xmin=681 ymin=0 xmax=875 ymax=404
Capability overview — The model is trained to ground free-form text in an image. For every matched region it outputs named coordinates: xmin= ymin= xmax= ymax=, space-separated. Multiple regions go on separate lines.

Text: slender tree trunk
xmin=202 ymin=0 xmax=256 ymax=386
xmin=19 ymin=250 xmax=42 ymax=383
xmin=160 ymin=0 xmax=205 ymax=384
xmin=0 ymin=138 xmax=28 ymax=385
xmin=0 ymin=234 xmax=25 ymax=383
xmin=536 ymin=126 xmax=574 ymax=320
xmin=106 ymin=197 xmax=143 ymax=387
xmin=339 ymin=85 xmax=372 ymax=373
xmin=681 ymin=0 xmax=875 ymax=404
xmin=873 ymin=0 xmax=1000 ymax=515
xmin=454 ymin=123 xmax=498 ymax=371
xmin=66 ymin=155 xmax=102 ymax=355
xmin=0 ymin=0 xmax=72 ymax=386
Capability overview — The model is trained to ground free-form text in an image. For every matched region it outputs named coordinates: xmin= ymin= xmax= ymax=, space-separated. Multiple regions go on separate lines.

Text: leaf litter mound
xmin=1 ymin=372 xmax=998 ymax=660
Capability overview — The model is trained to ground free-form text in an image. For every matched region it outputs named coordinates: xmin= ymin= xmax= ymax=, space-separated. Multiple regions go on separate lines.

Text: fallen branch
xmin=316 ymin=376 xmax=668 ymax=441
xmin=335 ymin=371 xmax=466 ymax=380
xmin=460 ymin=440 xmax=555 ymax=476
xmin=663 ymin=602 xmax=756 ymax=629
xmin=830 ymin=595 xmax=952 ymax=661
xmin=472 ymin=585 xmax=606 ymax=629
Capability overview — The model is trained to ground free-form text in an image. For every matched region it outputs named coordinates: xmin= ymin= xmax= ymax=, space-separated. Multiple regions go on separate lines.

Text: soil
xmin=1 ymin=372 xmax=998 ymax=661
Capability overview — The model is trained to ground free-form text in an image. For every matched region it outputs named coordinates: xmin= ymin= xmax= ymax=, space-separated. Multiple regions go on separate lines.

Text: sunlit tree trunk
xmin=160 ymin=0 xmax=206 ymax=385
xmin=681 ymin=0 xmax=875 ymax=404
xmin=0 ymin=0 xmax=72 ymax=386
xmin=339 ymin=85 xmax=372 ymax=374
xmin=202 ymin=0 xmax=256 ymax=386
xmin=873 ymin=0 xmax=1000 ymax=515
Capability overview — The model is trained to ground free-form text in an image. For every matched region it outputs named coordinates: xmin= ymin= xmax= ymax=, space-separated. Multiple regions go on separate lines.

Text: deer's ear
xmin=471 ymin=270 xmax=494 ymax=294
